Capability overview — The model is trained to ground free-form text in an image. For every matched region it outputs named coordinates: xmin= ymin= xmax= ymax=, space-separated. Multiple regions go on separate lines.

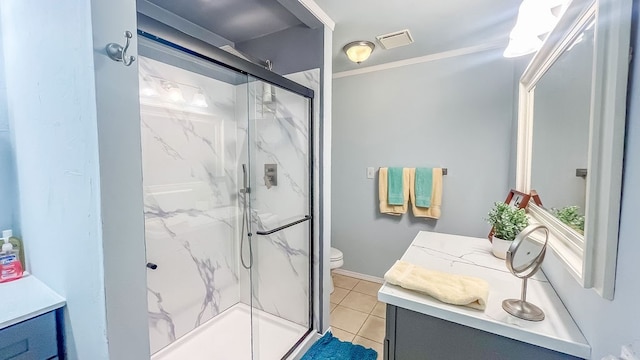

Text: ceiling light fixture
xmin=513 ymin=0 xmax=559 ymax=37
xmin=343 ymin=41 xmax=375 ymax=64
xmin=504 ymin=0 xmax=568 ymax=58
xmin=504 ymin=34 xmax=543 ymax=58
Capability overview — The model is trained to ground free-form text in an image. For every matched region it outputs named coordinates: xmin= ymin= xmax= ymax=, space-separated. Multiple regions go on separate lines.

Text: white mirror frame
xmin=516 ymin=0 xmax=632 ymax=299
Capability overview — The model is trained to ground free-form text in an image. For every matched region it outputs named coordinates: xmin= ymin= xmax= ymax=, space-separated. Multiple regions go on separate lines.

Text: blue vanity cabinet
xmin=384 ymin=304 xmax=584 ymax=360
xmin=0 ymin=310 xmax=61 ymax=360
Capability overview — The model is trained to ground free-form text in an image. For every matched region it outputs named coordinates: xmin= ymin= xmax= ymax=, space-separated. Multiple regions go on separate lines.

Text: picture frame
xmin=530 ymin=190 xmax=543 ymax=207
xmin=505 ymin=189 xmax=531 ymax=209
xmin=488 ymin=189 xmax=532 ymax=242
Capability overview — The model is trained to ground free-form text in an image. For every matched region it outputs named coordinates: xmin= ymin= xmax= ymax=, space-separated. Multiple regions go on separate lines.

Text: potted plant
xmin=551 ymin=206 xmax=585 ymax=234
xmin=486 ymin=202 xmax=529 ymax=259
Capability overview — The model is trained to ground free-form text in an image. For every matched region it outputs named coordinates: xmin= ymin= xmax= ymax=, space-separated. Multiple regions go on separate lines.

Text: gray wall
xmin=1 ymin=0 xmax=149 ymax=358
xmin=90 ymin=0 xmax=150 ymax=357
xmin=0 ymin=30 xmax=17 ymax=233
xmin=320 ymin=24 xmax=333 ymax=333
xmin=236 ymin=25 xmax=324 ymax=75
xmin=538 ymin=18 xmax=640 ymax=359
xmin=331 ymin=49 xmax=516 ymax=277
xmin=1 ymin=1 xmax=109 ymax=357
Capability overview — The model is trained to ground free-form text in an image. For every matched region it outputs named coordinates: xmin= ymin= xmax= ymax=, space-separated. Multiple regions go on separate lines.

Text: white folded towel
xmin=384 ymin=260 xmax=489 ymax=311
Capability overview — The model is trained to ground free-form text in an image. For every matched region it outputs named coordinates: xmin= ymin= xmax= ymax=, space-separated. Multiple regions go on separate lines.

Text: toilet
xmin=329 ymin=247 xmax=344 ymax=294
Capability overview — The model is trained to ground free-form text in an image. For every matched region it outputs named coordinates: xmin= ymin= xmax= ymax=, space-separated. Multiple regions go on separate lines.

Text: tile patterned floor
xmin=330 ymin=273 xmax=386 ymax=360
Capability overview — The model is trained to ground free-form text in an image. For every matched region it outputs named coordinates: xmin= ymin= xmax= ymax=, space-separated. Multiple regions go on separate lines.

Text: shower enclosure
xmin=137 ymin=30 xmax=314 ymax=360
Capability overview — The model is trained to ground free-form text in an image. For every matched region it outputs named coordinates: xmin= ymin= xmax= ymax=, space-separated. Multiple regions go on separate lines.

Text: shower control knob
xmin=146 ymin=262 xmax=158 ymax=270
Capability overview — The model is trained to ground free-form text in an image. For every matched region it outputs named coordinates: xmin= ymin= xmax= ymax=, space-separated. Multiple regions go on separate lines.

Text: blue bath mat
xmin=301 ymin=332 xmax=378 ymax=360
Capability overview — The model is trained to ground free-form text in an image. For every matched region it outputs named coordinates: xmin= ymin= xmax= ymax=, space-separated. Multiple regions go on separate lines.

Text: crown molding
xmin=333 ymin=41 xmax=504 ymax=79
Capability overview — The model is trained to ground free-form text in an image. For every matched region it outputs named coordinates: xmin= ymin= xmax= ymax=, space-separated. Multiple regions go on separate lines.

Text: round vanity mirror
xmin=502 ymin=224 xmax=549 ymax=321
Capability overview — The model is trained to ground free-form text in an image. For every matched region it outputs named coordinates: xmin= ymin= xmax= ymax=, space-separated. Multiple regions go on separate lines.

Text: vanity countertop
xmin=0 ymin=274 xmax=66 ymax=330
xmin=378 ymin=231 xmax=590 ymax=359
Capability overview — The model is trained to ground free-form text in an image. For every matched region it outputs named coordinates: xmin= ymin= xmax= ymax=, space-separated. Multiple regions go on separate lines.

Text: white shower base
xmin=152 ymin=303 xmax=309 ymax=360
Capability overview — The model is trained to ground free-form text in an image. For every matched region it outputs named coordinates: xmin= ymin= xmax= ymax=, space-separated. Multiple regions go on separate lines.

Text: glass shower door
xmin=246 ymin=76 xmax=312 ymax=359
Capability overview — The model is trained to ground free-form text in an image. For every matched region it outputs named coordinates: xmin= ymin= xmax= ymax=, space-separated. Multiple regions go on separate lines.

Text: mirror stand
xmin=503 ymin=277 xmax=545 ymax=321
xmin=503 ymin=224 xmax=549 ymax=322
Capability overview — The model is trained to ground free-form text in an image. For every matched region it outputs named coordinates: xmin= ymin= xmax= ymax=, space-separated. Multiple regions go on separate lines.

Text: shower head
xmin=263 ymin=83 xmax=276 ymax=104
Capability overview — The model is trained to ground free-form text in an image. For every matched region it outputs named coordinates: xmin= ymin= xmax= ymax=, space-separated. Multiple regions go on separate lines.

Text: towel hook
xmin=105 ymin=31 xmax=136 ymax=66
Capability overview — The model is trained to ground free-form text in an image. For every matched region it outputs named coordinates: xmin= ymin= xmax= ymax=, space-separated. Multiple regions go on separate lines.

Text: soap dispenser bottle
xmin=0 ymin=231 xmax=23 ymax=283
xmin=3 ymin=230 xmax=24 ymax=271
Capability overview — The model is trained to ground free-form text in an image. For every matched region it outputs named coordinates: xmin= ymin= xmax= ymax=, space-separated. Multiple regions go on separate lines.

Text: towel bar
xmin=256 ymin=215 xmax=312 ymax=235
xmin=377 ymin=167 xmax=447 ymax=175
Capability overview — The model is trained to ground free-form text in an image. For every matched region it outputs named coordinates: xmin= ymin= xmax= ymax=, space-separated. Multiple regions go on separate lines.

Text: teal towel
xmin=301 ymin=332 xmax=377 ymax=360
xmin=415 ymin=167 xmax=433 ymax=208
xmin=387 ymin=167 xmax=404 ymax=205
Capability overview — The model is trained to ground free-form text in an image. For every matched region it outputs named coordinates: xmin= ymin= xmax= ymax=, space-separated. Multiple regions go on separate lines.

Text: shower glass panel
xmin=138 ymin=36 xmax=313 ymax=360
xmin=139 ymin=44 xmax=249 ymax=356
xmin=245 ymin=77 xmax=312 ymax=359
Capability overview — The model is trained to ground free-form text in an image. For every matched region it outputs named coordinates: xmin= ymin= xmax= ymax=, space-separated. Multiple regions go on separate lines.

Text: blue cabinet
xmin=0 ymin=311 xmax=60 ymax=360
xmin=384 ymin=305 xmax=584 ymax=360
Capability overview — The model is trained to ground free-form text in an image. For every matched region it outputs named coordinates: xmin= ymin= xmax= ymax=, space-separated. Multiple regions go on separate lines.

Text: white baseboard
xmin=332 ymin=268 xmax=384 ymax=284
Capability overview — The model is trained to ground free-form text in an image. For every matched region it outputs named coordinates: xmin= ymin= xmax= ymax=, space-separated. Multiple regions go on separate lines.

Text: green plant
xmin=552 ymin=206 xmax=585 ymax=234
xmin=486 ymin=202 xmax=529 ymax=241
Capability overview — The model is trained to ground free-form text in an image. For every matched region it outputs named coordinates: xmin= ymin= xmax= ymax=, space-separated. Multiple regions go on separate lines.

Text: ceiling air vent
xmin=376 ymin=29 xmax=414 ymax=50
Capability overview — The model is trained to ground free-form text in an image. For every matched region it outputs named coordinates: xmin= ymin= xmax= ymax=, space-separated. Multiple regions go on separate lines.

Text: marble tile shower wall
xmin=139 ymin=56 xmax=242 ymax=354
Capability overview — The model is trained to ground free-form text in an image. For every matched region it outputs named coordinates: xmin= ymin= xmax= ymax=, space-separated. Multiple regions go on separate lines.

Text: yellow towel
xmin=379 ymin=167 xmax=410 ymax=215
xmin=409 ymin=167 xmax=443 ymax=219
xmin=384 ymin=260 xmax=489 ymax=311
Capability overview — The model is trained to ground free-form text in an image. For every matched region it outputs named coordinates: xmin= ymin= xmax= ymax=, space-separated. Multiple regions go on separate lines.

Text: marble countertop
xmin=378 ymin=231 xmax=590 ymax=359
xmin=0 ymin=274 xmax=66 ymax=330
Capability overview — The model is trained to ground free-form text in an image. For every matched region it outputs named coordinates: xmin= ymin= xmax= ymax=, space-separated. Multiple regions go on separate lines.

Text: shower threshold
xmin=152 ymin=303 xmax=308 ymax=360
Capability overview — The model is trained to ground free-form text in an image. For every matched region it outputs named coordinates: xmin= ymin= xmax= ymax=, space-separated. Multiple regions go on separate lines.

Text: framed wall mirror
xmin=516 ymin=0 xmax=632 ymax=299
